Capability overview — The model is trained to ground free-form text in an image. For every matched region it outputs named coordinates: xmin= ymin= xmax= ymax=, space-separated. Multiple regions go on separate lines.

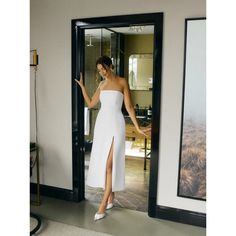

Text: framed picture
xmin=177 ymin=18 xmax=206 ymax=200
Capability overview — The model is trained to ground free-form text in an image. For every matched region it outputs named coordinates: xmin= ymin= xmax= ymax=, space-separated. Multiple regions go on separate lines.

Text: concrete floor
xmin=31 ymin=195 xmax=206 ymax=236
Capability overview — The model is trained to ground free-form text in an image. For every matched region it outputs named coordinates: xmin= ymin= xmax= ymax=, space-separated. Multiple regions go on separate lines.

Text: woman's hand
xmin=136 ymin=127 xmax=151 ymax=137
xmin=74 ymin=72 xmax=84 ymax=88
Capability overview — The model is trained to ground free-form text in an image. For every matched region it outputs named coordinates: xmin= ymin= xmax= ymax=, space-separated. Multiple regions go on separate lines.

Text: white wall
xmin=30 ymin=0 xmax=206 ymax=212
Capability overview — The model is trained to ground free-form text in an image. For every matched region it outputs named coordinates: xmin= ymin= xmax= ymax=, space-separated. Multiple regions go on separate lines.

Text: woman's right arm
xmin=74 ymin=73 xmax=103 ymax=109
xmin=80 ymin=84 xmax=101 ymax=109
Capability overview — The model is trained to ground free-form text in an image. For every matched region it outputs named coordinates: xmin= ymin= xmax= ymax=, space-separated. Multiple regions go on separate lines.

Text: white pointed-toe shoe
xmin=106 ymin=202 xmax=114 ymax=210
xmin=94 ymin=212 xmax=106 ymax=221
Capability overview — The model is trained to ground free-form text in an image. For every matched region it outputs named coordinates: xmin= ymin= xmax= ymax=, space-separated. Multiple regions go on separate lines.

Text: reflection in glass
xmin=128 ymin=54 xmax=153 ymax=90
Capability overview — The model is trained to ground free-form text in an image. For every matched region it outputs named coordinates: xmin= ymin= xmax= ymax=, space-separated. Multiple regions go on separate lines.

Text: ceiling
xmin=85 ymin=25 xmax=154 ymax=41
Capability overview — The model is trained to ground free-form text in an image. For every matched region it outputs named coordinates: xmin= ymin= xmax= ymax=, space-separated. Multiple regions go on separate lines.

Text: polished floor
xmin=30 ymin=149 xmax=206 ymax=235
xmin=85 ymin=154 xmax=150 ymax=212
xmin=30 ymin=195 xmax=206 ymax=236
xmin=30 ymin=217 xmax=112 ymax=235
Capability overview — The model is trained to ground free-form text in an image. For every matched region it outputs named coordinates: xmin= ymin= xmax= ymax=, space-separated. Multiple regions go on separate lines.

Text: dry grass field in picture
xmin=179 ymin=119 xmax=206 ymax=199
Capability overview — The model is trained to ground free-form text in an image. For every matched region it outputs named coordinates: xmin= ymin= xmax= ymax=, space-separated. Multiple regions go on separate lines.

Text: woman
xmin=75 ymin=56 xmax=150 ymax=221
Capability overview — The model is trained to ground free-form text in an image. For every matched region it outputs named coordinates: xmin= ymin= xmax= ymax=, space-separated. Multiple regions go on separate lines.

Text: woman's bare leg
xmin=108 ymin=192 xmax=115 ymax=203
xmin=97 ymin=139 xmax=114 ymax=213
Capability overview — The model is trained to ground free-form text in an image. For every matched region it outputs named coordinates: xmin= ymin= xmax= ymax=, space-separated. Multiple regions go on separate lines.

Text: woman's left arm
xmin=122 ymin=79 xmax=149 ymax=137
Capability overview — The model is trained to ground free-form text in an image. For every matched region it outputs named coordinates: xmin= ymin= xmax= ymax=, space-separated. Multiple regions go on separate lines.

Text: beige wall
xmin=30 ymin=0 xmax=206 ymax=213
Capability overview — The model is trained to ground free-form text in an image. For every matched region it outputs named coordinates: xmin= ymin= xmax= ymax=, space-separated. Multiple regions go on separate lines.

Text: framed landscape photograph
xmin=177 ymin=18 xmax=206 ymax=200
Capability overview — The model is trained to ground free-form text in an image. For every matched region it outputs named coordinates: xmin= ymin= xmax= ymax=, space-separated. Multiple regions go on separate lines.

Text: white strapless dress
xmin=86 ymin=90 xmax=126 ymax=191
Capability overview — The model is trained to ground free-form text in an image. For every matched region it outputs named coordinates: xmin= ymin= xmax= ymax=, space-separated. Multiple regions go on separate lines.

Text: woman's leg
xmin=97 ymin=139 xmax=114 ymax=213
xmin=108 ymin=192 xmax=115 ymax=203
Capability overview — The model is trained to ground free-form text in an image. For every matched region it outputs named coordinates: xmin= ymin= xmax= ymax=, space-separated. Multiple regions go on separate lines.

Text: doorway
xmin=71 ymin=13 xmax=163 ymax=217
xmin=84 ymin=26 xmax=154 ymax=212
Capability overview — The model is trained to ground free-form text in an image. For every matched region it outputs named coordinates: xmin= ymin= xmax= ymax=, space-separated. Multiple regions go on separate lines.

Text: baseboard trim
xmin=30 ymin=183 xmax=74 ymax=201
xmin=149 ymin=204 xmax=206 ymax=228
xmin=31 ymin=183 xmax=206 ymax=227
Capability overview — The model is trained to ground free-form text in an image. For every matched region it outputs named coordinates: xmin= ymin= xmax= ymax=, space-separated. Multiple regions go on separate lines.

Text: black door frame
xmin=71 ymin=12 xmax=205 ymax=227
xmin=71 ymin=12 xmax=163 ymax=209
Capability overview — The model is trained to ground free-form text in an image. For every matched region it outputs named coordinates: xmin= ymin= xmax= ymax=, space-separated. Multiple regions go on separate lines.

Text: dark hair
xmin=96 ymin=55 xmax=113 ymax=69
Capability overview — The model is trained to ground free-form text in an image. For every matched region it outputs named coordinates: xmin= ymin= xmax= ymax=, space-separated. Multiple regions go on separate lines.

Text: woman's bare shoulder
xmin=117 ymin=76 xmax=128 ymax=85
xmin=98 ymin=80 xmax=106 ymax=89
xmin=115 ymin=77 xmax=128 ymax=93
xmin=117 ymin=77 xmax=129 ymax=90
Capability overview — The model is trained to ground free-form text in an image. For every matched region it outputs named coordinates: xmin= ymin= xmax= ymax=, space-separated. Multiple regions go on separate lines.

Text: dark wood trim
xmin=155 ymin=205 xmax=206 ymax=227
xmin=72 ymin=12 xmax=163 ymax=29
xmin=71 ymin=22 xmax=85 ymax=202
xmin=72 ymin=12 xmax=165 ymax=207
xmin=147 ymin=13 xmax=163 ymax=218
xmin=30 ymin=183 xmax=74 ymax=201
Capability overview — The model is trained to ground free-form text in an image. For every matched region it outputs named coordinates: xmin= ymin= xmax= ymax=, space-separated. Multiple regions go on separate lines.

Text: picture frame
xmin=177 ymin=18 xmax=206 ymax=201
